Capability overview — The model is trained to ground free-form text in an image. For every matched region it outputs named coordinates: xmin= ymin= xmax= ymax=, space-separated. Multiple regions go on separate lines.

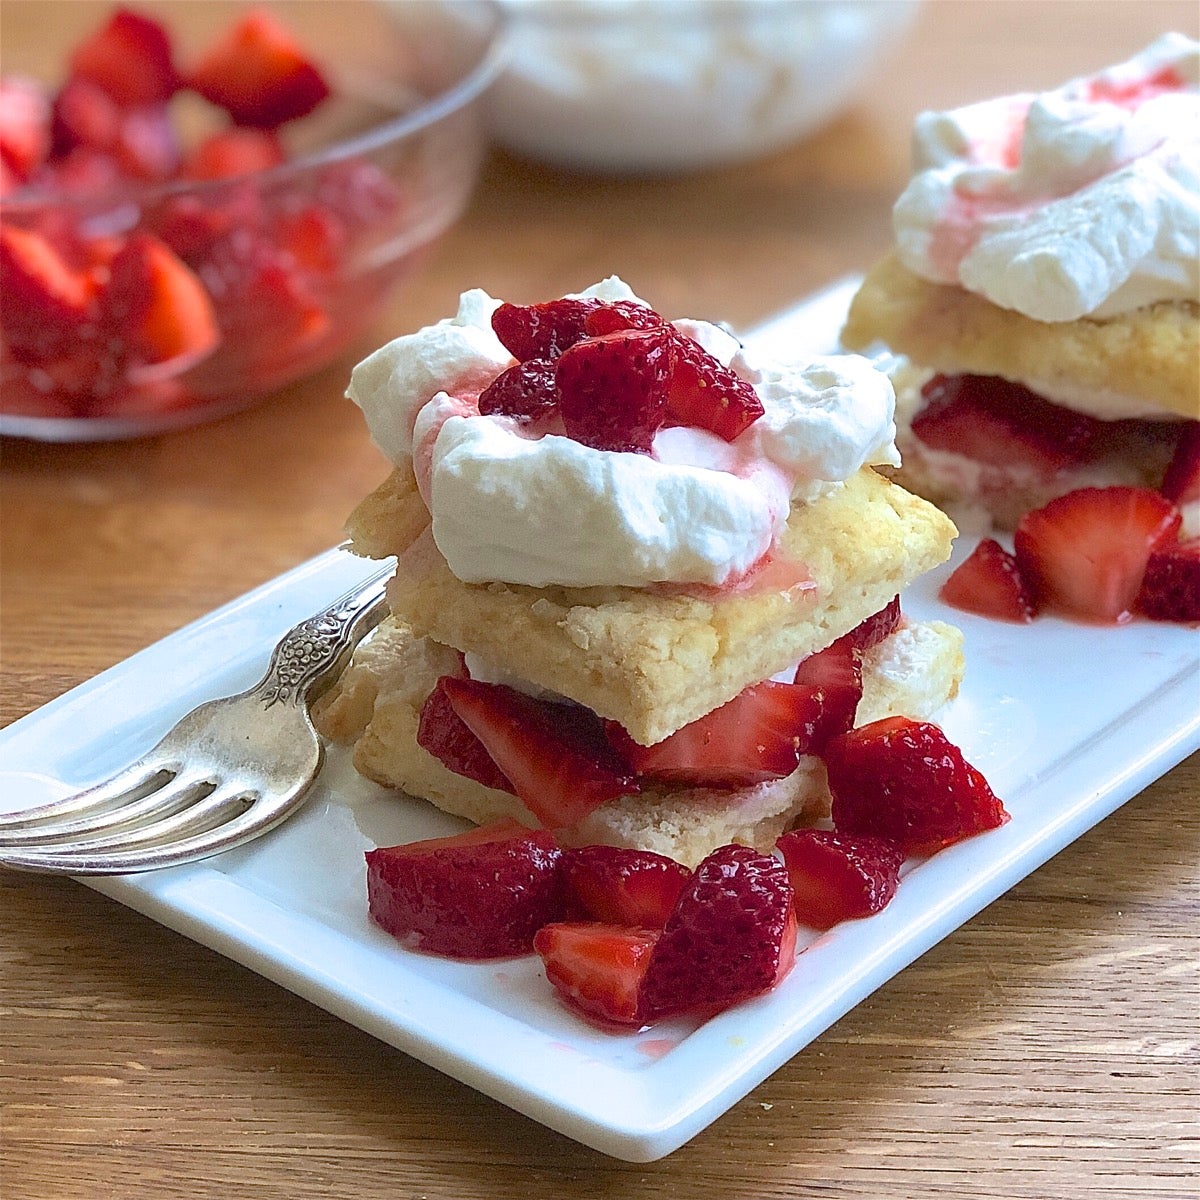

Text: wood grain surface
xmin=2 ymin=2 xmax=1197 ymax=1197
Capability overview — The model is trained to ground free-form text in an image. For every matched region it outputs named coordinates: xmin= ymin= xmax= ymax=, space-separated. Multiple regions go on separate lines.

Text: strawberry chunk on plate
xmin=940 ymin=538 xmax=1037 ymax=623
xmin=1137 ymin=539 xmax=1200 ymax=622
xmin=777 ymin=828 xmax=904 ymax=930
xmin=534 ymin=923 xmax=660 ymax=1027
xmin=561 ymin=846 xmax=689 ymax=929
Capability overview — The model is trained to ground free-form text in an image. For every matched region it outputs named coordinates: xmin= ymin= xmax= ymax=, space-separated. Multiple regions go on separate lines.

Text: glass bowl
xmin=0 ymin=0 xmax=504 ymax=442
xmin=476 ymin=0 xmax=918 ymax=173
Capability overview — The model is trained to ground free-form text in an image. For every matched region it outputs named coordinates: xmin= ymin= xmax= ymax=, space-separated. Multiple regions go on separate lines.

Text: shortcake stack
xmin=842 ymin=34 xmax=1199 ymax=533
xmin=315 ymin=279 xmax=963 ymax=866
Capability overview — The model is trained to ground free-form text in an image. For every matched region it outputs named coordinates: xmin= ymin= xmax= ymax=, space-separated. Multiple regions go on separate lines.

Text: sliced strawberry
xmin=182 ymin=128 xmax=284 ymax=180
xmin=416 ymin=677 xmax=517 ymax=795
xmin=440 ymin=677 xmax=638 ymax=828
xmin=68 ymin=7 xmax=178 ymax=106
xmin=0 ymin=76 xmax=51 ymax=182
xmin=777 ymin=828 xmax=904 ymax=930
xmin=491 ymin=297 xmax=607 ymax=362
xmin=790 ymin=638 xmax=863 ymax=748
xmin=478 ymin=359 xmax=558 ymax=422
xmin=664 ymin=333 xmax=764 ymax=442
xmin=534 ymin=922 xmax=659 ymax=1027
xmin=840 ymin=596 xmax=902 ymax=652
xmin=51 ymin=77 xmax=177 ymax=179
xmin=1160 ymin=423 xmax=1200 ymax=508
xmin=103 ymin=232 xmax=220 ymax=371
xmin=51 ymin=77 xmax=120 ymax=156
xmin=275 ymin=203 xmax=345 ymax=276
xmin=555 ymin=328 xmax=674 ymax=453
xmin=583 ymin=300 xmax=665 ymax=337
xmin=151 ymin=185 xmax=264 ymax=262
xmin=1014 ymin=486 xmax=1181 ymax=622
xmin=187 ymin=9 xmax=331 ymax=128
xmin=940 ymin=538 xmax=1037 ymax=622
xmin=313 ymin=158 xmax=404 ymax=236
xmin=640 ymin=845 xmax=797 ymax=1020
xmin=561 ymin=846 xmax=690 ymax=928
xmin=366 ymin=820 xmax=565 ymax=959
xmin=912 ymin=374 xmax=1105 ymax=472
xmin=825 ymin=717 xmax=1009 ymax=857
xmin=1137 ymin=539 xmax=1200 ymax=622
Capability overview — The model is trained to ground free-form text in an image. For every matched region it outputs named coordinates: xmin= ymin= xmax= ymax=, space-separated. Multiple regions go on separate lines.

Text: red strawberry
xmin=51 ymin=78 xmax=178 ymax=179
xmin=0 ymin=76 xmax=51 ymax=183
xmin=182 ymin=128 xmax=285 ymax=180
xmin=111 ymin=103 xmax=179 ymax=180
xmin=825 ymin=717 xmax=1009 ymax=857
xmin=313 ymin=158 xmax=404 ymax=236
xmin=150 ymin=186 xmax=264 ymax=262
xmin=187 ymin=9 xmax=330 ymax=128
xmin=1160 ymin=423 xmax=1200 ymax=508
xmin=417 ymin=677 xmax=517 ymax=794
xmin=555 ymin=328 xmax=674 ymax=453
xmin=33 ymin=144 xmax=120 ymax=196
xmin=561 ymin=846 xmax=690 ymax=928
xmin=51 ymin=77 xmax=120 ymax=156
xmin=1137 ymin=539 xmax=1200 ymax=622
xmin=1014 ymin=486 xmax=1181 ymax=622
xmin=664 ymin=333 xmax=764 ymax=442
xmin=838 ymin=595 xmax=902 ymax=652
xmin=534 ymin=922 xmax=659 ymax=1027
xmin=366 ymin=819 xmax=565 ymax=959
xmin=491 ymin=297 xmax=605 ymax=361
xmin=440 ymin=677 xmax=638 ymax=828
xmin=478 ymin=359 xmax=558 ymax=422
xmin=640 ymin=845 xmax=797 ymax=1020
xmin=791 ymin=637 xmax=864 ymax=738
xmin=940 ymin=538 xmax=1037 ymax=622
xmin=275 ymin=203 xmax=344 ymax=276
xmin=776 ymin=828 xmax=904 ymax=930
xmin=583 ymin=300 xmax=665 ymax=336
xmin=68 ymin=7 xmax=178 ymax=106
xmin=912 ymin=374 xmax=1104 ymax=472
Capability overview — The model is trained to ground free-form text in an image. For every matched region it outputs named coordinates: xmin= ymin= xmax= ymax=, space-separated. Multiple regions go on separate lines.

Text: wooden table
xmin=3 ymin=2 xmax=1197 ymax=1195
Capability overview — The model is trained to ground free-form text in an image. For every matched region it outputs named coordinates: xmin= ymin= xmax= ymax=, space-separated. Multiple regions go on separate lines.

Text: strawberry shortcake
xmin=841 ymin=34 xmax=1200 ymax=535
xmin=315 ymin=278 xmax=963 ymax=866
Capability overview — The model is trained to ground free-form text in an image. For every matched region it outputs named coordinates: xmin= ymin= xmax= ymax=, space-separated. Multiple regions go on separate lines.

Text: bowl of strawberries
xmin=0 ymin=1 xmax=504 ymax=440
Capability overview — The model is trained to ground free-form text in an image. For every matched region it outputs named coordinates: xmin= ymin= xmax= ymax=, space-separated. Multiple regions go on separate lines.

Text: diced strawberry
xmin=790 ymin=638 xmax=864 ymax=749
xmin=1014 ymin=486 xmax=1181 ymax=623
xmin=561 ymin=846 xmax=690 ymax=928
xmin=825 ymin=717 xmax=1009 ymax=857
xmin=51 ymin=77 xmax=120 ymax=156
xmin=583 ymin=300 xmax=665 ymax=337
xmin=150 ymin=186 xmax=264 ymax=262
xmin=776 ymin=828 xmax=904 ymax=930
xmin=555 ymin=328 xmax=674 ymax=453
xmin=478 ymin=359 xmax=558 ymax=422
xmin=68 ymin=7 xmax=178 ymax=106
xmin=0 ymin=76 xmax=51 ymax=182
xmin=51 ymin=78 xmax=177 ymax=180
xmin=440 ymin=677 xmax=638 ymax=828
xmin=940 ymin=538 xmax=1037 ymax=622
xmin=313 ymin=158 xmax=404 ymax=236
xmin=417 ymin=677 xmax=517 ymax=795
xmin=838 ymin=596 xmax=902 ymax=652
xmin=275 ymin=203 xmax=344 ymax=276
xmin=366 ymin=820 xmax=566 ymax=959
xmin=912 ymin=374 xmax=1105 ymax=472
xmin=534 ymin=922 xmax=659 ymax=1027
xmin=181 ymin=128 xmax=284 ymax=180
xmin=103 ymin=232 xmax=220 ymax=372
xmin=639 ymin=845 xmax=797 ymax=1020
xmin=1137 ymin=539 xmax=1200 ymax=622
xmin=187 ymin=9 xmax=330 ymax=128
xmin=664 ymin=333 xmax=764 ymax=442
xmin=1160 ymin=423 xmax=1200 ymax=508
xmin=491 ymin=297 xmax=606 ymax=362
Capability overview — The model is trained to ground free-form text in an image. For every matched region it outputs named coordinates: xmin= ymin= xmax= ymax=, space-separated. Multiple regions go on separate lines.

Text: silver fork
xmin=0 ymin=563 xmax=393 ymax=876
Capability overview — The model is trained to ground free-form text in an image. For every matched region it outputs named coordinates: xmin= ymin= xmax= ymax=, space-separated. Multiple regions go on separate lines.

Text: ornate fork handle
xmin=255 ymin=565 xmax=392 ymax=710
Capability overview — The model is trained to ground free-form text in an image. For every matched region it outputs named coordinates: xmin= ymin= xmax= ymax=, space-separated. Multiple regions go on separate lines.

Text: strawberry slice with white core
xmin=1014 ymin=486 xmax=1181 ymax=623
xmin=777 ymin=828 xmax=904 ymax=930
xmin=561 ymin=846 xmax=689 ymax=928
xmin=439 ymin=677 xmax=638 ymax=828
xmin=940 ymin=538 xmax=1037 ymax=622
xmin=416 ymin=678 xmax=517 ymax=795
xmin=1137 ymin=539 xmax=1200 ymax=622
xmin=534 ymin=922 xmax=659 ymax=1027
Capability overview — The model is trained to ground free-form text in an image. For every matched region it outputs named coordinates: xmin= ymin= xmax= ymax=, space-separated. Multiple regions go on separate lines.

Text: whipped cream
xmin=349 ymin=278 xmax=899 ymax=589
xmin=894 ymin=33 xmax=1200 ymax=322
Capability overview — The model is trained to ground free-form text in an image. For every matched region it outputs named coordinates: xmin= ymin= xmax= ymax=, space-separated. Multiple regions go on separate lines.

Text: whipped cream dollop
xmin=349 ymin=278 xmax=899 ymax=589
xmin=893 ymin=33 xmax=1200 ymax=322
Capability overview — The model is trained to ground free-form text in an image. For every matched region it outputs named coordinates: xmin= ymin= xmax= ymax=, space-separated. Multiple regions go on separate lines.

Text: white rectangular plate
xmin=2 ymin=280 xmax=1197 ymax=1162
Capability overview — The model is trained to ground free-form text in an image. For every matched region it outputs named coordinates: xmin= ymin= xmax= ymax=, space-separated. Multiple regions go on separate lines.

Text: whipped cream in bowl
xmin=348 ymin=278 xmax=900 ymax=589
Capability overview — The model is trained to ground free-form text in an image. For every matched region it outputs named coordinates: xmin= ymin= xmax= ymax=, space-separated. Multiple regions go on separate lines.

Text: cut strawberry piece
xmin=51 ymin=77 xmax=177 ymax=179
xmin=777 ymin=828 xmax=904 ymax=930
xmin=0 ymin=76 xmax=51 ymax=182
xmin=103 ymin=232 xmax=220 ymax=371
xmin=555 ymin=328 xmax=674 ymax=453
xmin=582 ymin=300 xmax=666 ymax=337
xmin=182 ymin=128 xmax=284 ymax=180
xmin=1014 ymin=486 xmax=1181 ymax=623
xmin=111 ymin=103 xmax=179 ymax=180
xmin=68 ymin=7 xmax=178 ymax=106
xmin=640 ymin=845 xmax=797 ymax=1020
xmin=561 ymin=846 xmax=690 ymax=928
xmin=838 ymin=596 xmax=902 ymax=652
xmin=313 ymin=158 xmax=404 ymax=236
xmin=478 ymin=359 xmax=558 ymax=422
xmin=912 ymin=374 xmax=1105 ymax=472
xmin=491 ymin=297 xmax=607 ymax=361
xmin=187 ymin=9 xmax=330 ymax=128
xmin=1160 ymin=423 xmax=1200 ymax=508
xmin=940 ymin=538 xmax=1037 ymax=623
xmin=1137 ymin=539 xmax=1200 ymax=622
xmin=440 ymin=677 xmax=638 ymax=828
xmin=664 ymin=333 xmax=764 ymax=442
xmin=51 ymin=77 xmax=120 ymax=156
xmin=825 ymin=717 xmax=1009 ymax=857
xmin=534 ymin=922 xmax=659 ymax=1027
xmin=275 ymin=203 xmax=345 ymax=276
xmin=366 ymin=820 xmax=566 ymax=959
xmin=417 ymin=677 xmax=517 ymax=795
xmin=790 ymin=638 xmax=864 ymax=748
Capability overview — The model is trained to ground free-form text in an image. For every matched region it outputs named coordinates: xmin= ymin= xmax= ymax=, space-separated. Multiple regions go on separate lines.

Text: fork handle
xmin=253 ymin=564 xmax=393 ymax=710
